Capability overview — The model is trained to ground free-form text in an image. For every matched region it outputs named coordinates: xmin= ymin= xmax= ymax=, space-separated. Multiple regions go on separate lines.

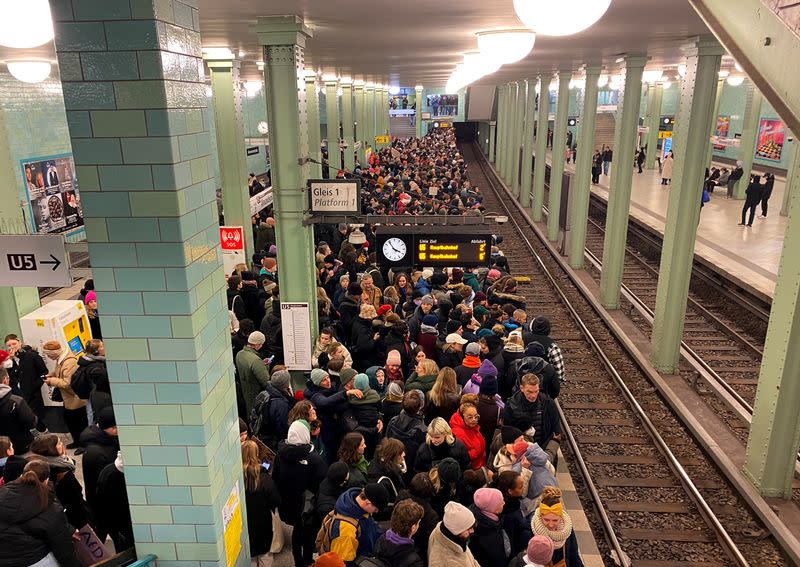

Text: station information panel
xmin=377 ymin=226 xmax=492 ymax=269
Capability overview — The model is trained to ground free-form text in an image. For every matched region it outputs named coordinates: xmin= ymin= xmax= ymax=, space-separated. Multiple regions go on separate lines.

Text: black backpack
xmin=70 ymin=363 xmax=94 ymax=400
xmin=248 ymin=390 xmax=273 ymax=442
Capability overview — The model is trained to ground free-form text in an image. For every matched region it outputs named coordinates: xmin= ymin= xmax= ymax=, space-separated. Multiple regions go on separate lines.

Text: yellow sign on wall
xmin=658 ymin=130 xmax=673 ymax=139
xmin=223 ymin=481 xmax=242 ymax=567
xmin=374 ymin=135 xmax=389 ymax=144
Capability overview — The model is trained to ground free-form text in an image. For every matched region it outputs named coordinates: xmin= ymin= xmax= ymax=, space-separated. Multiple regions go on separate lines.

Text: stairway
xmin=592 ymin=112 xmax=616 ymax=153
xmin=390 ymin=115 xmax=416 ymax=139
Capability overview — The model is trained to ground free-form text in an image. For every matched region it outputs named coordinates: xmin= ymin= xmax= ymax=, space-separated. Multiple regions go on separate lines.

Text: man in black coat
xmin=0 ymin=367 xmax=37 ymax=454
xmin=79 ymin=407 xmax=120 ymax=539
xmin=95 ymin=455 xmax=134 ymax=552
xmin=3 ymin=337 xmax=48 ymax=431
xmin=503 ymin=373 xmax=560 ymax=448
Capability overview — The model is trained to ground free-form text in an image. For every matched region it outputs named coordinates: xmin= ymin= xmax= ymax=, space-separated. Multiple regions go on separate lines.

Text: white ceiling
xmin=2 ymin=0 xmax=723 ymax=86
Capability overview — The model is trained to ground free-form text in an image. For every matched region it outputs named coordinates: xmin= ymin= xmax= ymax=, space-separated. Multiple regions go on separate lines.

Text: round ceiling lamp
xmin=476 ymin=29 xmax=535 ymax=65
xmin=7 ymin=60 xmax=52 ymax=83
xmin=388 ymin=85 xmax=401 ymax=95
xmin=513 ymin=0 xmax=612 ymax=36
xmin=0 ymin=0 xmax=54 ymax=49
xmin=727 ymin=75 xmax=745 ymax=86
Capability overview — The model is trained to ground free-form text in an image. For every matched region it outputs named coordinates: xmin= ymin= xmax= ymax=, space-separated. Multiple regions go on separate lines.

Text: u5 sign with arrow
xmin=0 ymin=234 xmax=72 ymax=287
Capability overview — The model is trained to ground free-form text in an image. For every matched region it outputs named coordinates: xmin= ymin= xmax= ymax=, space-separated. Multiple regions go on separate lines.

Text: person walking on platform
xmin=739 ymin=174 xmax=763 ymax=228
xmin=661 ymin=150 xmax=674 ymax=185
xmin=760 ymin=172 xmax=775 ymax=218
xmin=602 ymin=146 xmax=612 ymax=176
xmin=727 ymin=161 xmax=744 ymax=198
xmin=636 ymin=147 xmax=646 ymax=174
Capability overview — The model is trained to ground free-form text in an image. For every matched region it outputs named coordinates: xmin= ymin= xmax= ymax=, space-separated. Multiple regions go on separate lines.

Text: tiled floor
xmin=546 ymin=150 xmax=787 ymax=300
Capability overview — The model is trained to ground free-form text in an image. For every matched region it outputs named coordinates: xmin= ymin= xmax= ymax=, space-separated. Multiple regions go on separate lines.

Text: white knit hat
xmin=443 ymin=501 xmax=475 ymax=535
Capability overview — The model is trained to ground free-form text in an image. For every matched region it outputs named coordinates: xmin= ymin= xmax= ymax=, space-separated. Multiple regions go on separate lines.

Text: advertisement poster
xmin=21 ymin=154 xmax=83 ymax=235
xmin=713 ymin=115 xmax=730 ymax=150
xmin=755 ymin=118 xmax=785 ymax=162
xmin=222 ymin=481 xmax=242 ymax=567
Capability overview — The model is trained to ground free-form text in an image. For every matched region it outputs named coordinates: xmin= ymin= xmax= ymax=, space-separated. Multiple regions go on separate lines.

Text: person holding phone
xmin=242 ymin=439 xmax=280 ymax=566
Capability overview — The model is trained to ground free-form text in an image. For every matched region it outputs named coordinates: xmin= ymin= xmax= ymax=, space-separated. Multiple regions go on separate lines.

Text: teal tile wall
xmin=52 ymin=1 xmax=248 ymax=565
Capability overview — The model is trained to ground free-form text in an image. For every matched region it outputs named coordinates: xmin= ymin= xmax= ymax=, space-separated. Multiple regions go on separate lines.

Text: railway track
xmin=464 ymin=143 xmax=788 ymax=566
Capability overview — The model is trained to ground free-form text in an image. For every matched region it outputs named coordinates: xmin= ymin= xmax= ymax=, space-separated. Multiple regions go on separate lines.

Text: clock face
xmin=382 ymin=237 xmax=407 ymax=262
xmin=257 ymin=121 xmax=269 ymax=135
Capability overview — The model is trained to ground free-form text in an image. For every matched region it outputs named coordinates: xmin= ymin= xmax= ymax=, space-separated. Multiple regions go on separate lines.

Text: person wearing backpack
xmin=250 ymin=369 xmax=295 ymax=449
xmin=372 ymin=499 xmax=425 ymax=567
xmin=317 ymin=483 xmax=389 ymax=565
xmin=72 ymin=339 xmax=111 ymax=416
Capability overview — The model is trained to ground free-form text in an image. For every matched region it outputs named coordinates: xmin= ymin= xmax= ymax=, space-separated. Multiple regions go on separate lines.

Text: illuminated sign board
xmin=417 ymin=235 xmax=488 ymax=266
xmin=377 ymin=227 xmax=492 ymax=268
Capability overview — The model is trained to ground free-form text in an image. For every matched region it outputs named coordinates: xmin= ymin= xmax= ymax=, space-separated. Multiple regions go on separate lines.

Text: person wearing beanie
xmin=385 ymin=349 xmax=404 ymax=382
xmin=449 ymin=395 xmax=487 ymax=470
xmin=522 ymin=316 xmax=566 ymax=385
xmin=259 ymin=256 xmax=277 ymax=277
xmin=235 ymin=330 xmax=270 ymax=417
xmin=83 ymin=289 xmax=102 ymax=339
xmin=347 ymin=374 xmax=382 ymax=459
xmin=78 ymin=406 xmax=120 ymax=538
xmin=251 ymin=368 xmax=296 ymax=449
xmin=350 ymin=303 xmax=382 ymax=371
xmin=531 ymin=486 xmax=583 ymax=567
xmin=381 ymin=379 xmax=404 ymax=425
xmin=475 ymin=375 xmax=504 ymax=450
xmin=429 ymin=456 xmax=463 ymax=519
xmin=365 ymin=366 xmax=388 ymax=399
xmin=374 ymin=499 xmax=426 ymax=567
xmin=505 ymin=341 xmax=560 ymax=400
xmin=273 ymin=416 xmax=327 ymax=567
xmin=468 ymin=487 xmax=510 ymax=567
xmin=303 ymin=369 xmax=360 ymax=464
xmin=428 ymin=501 xmax=480 ymax=567
xmin=317 ymin=461 xmax=351 ymax=520
xmin=406 ymin=294 xmax=434 ymax=341
xmin=455 ymin=342 xmax=483 ymax=387
xmin=325 ymin=483 xmax=388 ymax=564
xmin=314 ymin=552 xmax=345 ymax=567
xmin=416 ymin=313 xmax=439 ymax=360
xmin=508 ymin=535 xmax=555 ymax=567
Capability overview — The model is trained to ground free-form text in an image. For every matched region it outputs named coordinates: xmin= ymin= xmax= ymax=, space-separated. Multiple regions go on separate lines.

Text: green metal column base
xmin=568 ymin=65 xmax=603 ymax=269
xmin=736 ymin=83 xmax=763 ymax=199
xmin=533 ymin=76 xmax=550 ymax=223
xmin=520 ymin=80 xmax=535 ymax=208
xmin=547 ymin=70 xmax=572 ymax=242
xmin=599 ymin=55 xmax=648 ymax=309
xmin=644 ymin=83 xmax=664 ymax=170
xmin=651 ymin=37 xmax=724 ymax=373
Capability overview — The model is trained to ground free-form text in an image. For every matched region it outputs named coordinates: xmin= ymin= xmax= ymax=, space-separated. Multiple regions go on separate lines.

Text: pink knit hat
xmin=473 ymin=487 xmax=504 ymax=516
xmin=84 ymin=291 xmax=97 ymax=303
xmin=386 ymin=350 xmax=401 ymax=365
xmin=526 ymin=535 xmax=554 ymax=565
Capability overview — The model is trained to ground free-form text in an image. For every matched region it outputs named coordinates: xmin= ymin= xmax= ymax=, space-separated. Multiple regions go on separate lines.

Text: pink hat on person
xmin=526 ymin=535 xmax=555 ymax=565
xmin=487 ymin=269 xmax=501 ymax=280
xmin=386 ymin=350 xmax=402 ymax=365
xmin=473 ymin=487 xmax=504 ymax=518
xmin=84 ymin=291 xmax=97 ymax=303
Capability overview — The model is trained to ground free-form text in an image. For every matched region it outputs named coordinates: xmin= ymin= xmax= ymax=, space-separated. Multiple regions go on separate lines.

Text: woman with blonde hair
xmin=241 ymin=439 xmax=280 ymax=566
xmin=425 ymin=367 xmax=460 ymax=423
xmin=405 ymin=358 xmax=439 ymax=394
xmin=414 ymin=417 xmax=471 ymax=473
xmin=531 ymin=486 xmax=585 ymax=567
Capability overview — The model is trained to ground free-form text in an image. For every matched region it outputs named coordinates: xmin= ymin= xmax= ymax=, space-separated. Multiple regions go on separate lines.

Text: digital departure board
xmin=417 ymin=235 xmax=489 ymax=267
xmin=376 ymin=226 xmax=492 ymax=269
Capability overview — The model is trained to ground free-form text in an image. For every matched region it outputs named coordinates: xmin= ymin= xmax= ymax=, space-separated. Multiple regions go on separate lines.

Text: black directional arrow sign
xmin=0 ymin=235 xmax=71 ymax=287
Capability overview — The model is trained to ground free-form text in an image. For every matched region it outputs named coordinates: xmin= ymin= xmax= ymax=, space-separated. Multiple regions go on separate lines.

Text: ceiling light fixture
xmin=476 ymin=29 xmax=535 ymax=65
xmin=388 ymin=85 xmax=401 ymax=95
xmin=513 ymin=0 xmax=611 ymax=36
xmin=641 ymin=69 xmax=664 ymax=83
xmin=597 ymin=75 xmax=609 ymax=88
xmin=726 ymin=75 xmax=745 ymax=86
xmin=662 ymin=81 xmax=672 ymax=89
xmin=202 ymin=47 xmax=235 ymax=60
xmin=6 ymin=60 xmax=51 ymax=83
xmin=0 ymin=0 xmax=54 ymax=49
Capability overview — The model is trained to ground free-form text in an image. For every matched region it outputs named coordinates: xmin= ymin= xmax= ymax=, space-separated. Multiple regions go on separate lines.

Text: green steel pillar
xmin=599 ymin=55 xmax=648 ymax=309
xmin=780 ymin=133 xmax=798 ymax=217
xmin=53 ymin=1 xmax=250 ymax=563
xmin=489 ymin=121 xmax=497 ymax=164
xmin=704 ymin=78 xmax=725 ymax=170
xmin=502 ymin=83 xmax=517 ymax=185
xmin=736 ymin=82 xmax=763 ymax=199
xmin=353 ymin=81 xmax=364 ymax=157
xmin=325 ymin=78 xmax=340 ymax=171
xmin=643 ymin=83 xmax=664 ymax=169
xmin=495 ymin=85 xmax=507 ymax=171
xmin=513 ymin=81 xmax=527 ymax=197
xmin=520 ymin=80 xmax=536 ymax=209
xmin=254 ymin=16 xmax=319 ymax=340
xmin=305 ymin=73 xmax=323 ymax=179
xmin=364 ymin=84 xmax=375 ymax=155
xmin=341 ymin=80 xmax=355 ymax=172
xmin=415 ymin=85 xmax=424 ymax=139
xmin=568 ymin=65 xmax=603 ymax=269
xmin=375 ymin=85 xmax=385 ymax=145
xmin=533 ymin=76 xmax=550 ymax=222
xmin=651 ymin=37 xmax=724 ymax=373
xmin=207 ymin=58 xmax=254 ymax=261
xmin=547 ymin=70 xmax=572 ymax=242
xmin=744 ymin=157 xmax=800 ymax=498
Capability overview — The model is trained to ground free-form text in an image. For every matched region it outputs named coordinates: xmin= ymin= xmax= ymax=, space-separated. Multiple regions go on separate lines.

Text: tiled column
xmin=512 ymin=81 xmax=526 ymax=197
xmin=703 ymin=78 xmax=725 ymax=171
xmin=568 ymin=65 xmax=602 ymax=269
xmin=324 ymin=78 xmax=340 ymax=171
xmin=415 ymin=85 xmax=424 ymax=139
xmin=305 ymin=72 xmax=322 ymax=179
xmin=643 ymin=83 xmax=664 ymax=169
xmin=599 ymin=55 xmax=647 ymax=309
xmin=780 ymin=133 xmax=798 ymax=217
xmin=520 ymin=80 xmax=536 ymax=209
xmin=341 ymin=79 xmax=355 ymax=171
xmin=651 ymin=37 xmax=724 ymax=373
xmin=354 ymin=81 xmax=364 ymax=158
xmin=364 ymin=84 xmax=375 ymax=153
xmin=254 ymin=15 xmax=319 ymax=342
xmin=50 ymin=1 xmax=248 ymax=565
xmin=495 ymin=85 xmax=506 ymax=170
xmin=737 ymin=82 xmax=764 ymax=199
xmin=206 ymin=57 xmax=253 ymax=261
xmin=533 ymin=76 xmax=550 ymax=222
xmin=547 ymin=70 xmax=572 ymax=242
xmin=502 ymin=83 xmax=518 ymax=185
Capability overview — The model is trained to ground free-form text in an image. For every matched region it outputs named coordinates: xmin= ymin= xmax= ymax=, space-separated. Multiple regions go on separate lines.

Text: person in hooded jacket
xmin=497 ymin=471 xmax=532 ymax=557
xmin=505 ymin=342 xmax=560 ymax=400
xmin=384 ymin=325 xmax=413 ymax=377
xmin=415 ymin=417 xmax=471 ymax=473
xmin=3 ymin=335 xmax=49 ymax=432
xmin=0 ymin=459 xmax=81 ymax=567
xmin=79 ymin=407 xmax=120 ymax=538
xmin=455 ymin=342 xmax=482 ymax=386
xmin=346 ymin=374 xmax=383 ymax=459
xmin=522 ymin=317 xmax=565 ymax=384
xmin=76 ymin=339 xmax=112 ymax=416
xmin=366 ymin=366 xmax=388 ymax=400
xmin=317 ymin=461 xmax=350 ymax=521
xmin=327 ymin=483 xmax=389 ymax=564
xmin=416 ymin=314 xmax=439 ymax=360
xmin=381 ymin=380 xmax=404 ymax=425
xmin=373 ymin=499 xmax=425 ymax=567
xmin=468 ymin=487 xmax=510 ymax=567
xmin=480 ymin=335 xmax=505 ymax=379
xmin=406 ymin=295 xmax=435 ymax=343
xmin=0 ymin=366 xmax=37 ymax=454
xmin=386 ymin=391 xmax=427 ymax=483
xmin=449 ymin=395 xmax=486 ymax=470
xmin=461 ymin=359 xmax=497 ymax=396
xmin=273 ymin=420 xmax=327 ymax=567
xmin=254 ymin=370 xmax=296 ymax=448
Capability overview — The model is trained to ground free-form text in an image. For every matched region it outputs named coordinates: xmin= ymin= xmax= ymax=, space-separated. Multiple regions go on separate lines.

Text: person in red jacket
xmin=449 ymin=394 xmax=486 ymax=470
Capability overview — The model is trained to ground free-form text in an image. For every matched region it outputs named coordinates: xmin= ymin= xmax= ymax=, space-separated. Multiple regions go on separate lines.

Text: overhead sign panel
xmin=308 ymin=179 xmax=361 ymax=214
xmin=0 ymin=234 xmax=71 ymax=287
xmin=377 ymin=226 xmax=492 ymax=269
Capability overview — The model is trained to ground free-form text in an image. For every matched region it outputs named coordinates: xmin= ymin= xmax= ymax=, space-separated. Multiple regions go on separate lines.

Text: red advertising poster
xmin=713 ymin=116 xmax=730 ymax=150
xmin=755 ymin=118 xmax=785 ymax=162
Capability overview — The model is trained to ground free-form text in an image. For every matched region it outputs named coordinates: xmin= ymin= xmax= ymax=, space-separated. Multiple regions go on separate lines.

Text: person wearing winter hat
xmin=317 ymin=461 xmax=351 ymax=520
xmin=340 ymin=367 xmax=359 ymax=390
xmin=505 ymin=341 xmax=560 ymax=400
xmin=385 ymin=349 xmax=405 ymax=383
xmin=235 ymin=330 xmax=269 ymax=417
xmin=475 ymin=375 xmax=504 ymax=450
xmin=468 ymin=487 xmax=510 ymax=567
xmin=84 ymin=289 xmax=102 ymax=339
xmin=252 ymin=368 xmax=296 ymax=449
xmin=406 ymin=293 xmax=434 ymax=340
xmin=326 ymin=483 xmax=388 ymax=563
xmin=347 ymin=374 xmax=382 ymax=458
xmin=416 ymin=313 xmax=439 ymax=360
xmin=304 ymin=368 xmax=361 ymax=464
xmin=508 ymin=535 xmax=555 ymax=567
xmin=381 ymin=380 xmax=405 ymax=425
xmin=531 ymin=486 xmax=583 ymax=567
xmin=449 ymin=394 xmax=486 ymax=470
xmin=428 ymin=501 xmax=480 ymax=567
xmin=522 ymin=316 xmax=565 ymax=384
xmin=314 ymin=552 xmax=345 ymax=567
xmin=454 ymin=342 xmax=482 ymax=386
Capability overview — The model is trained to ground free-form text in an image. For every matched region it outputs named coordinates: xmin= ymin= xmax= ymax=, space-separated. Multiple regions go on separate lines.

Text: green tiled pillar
xmin=415 ymin=85 xmax=424 ymax=139
xmin=737 ymin=82 xmax=763 ymax=199
xmin=254 ymin=16 xmax=319 ymax=343
xmin=495 ymin=85 xmax=506 ymax=169
xmin=206 ymin=57 xmax=253 ymax=261
xmin=548 ymin=70 xmax=572 ymax=242
xmin=520 ymin=79 xmax=536 ymax=209
xmin=354 ymin=82 xmax=365 ymax=158
xmin=305 ymin=72 xmax=322 ymax=179
xmin=341 ymin=79 xmax=355 ymax=172
xmin=502 ymin=83 xmax=517 ymax=185
xmin=599 ymin=55 xmax=647 ymax=309
xmin=489 ymin=120 xmax=497 ymax=164
xmin=512 ymin=80 xmax=525 ymax=197
xmin=651 ymin=37 xmax=724 ymax=373
xmin=50 ymin=1 xmax=248 ymax=565
xmin=533 ymin=76 xmax=550 ymax=222
xmin=643 ymin=83 xmax=664 ymax=170
xmin=376 ymin=85 xmax=387 ymax=146
xmin=325 ymin=78 xmax=340 ymax=171
xmin=365 ymin=84 xmax=375 ymax=153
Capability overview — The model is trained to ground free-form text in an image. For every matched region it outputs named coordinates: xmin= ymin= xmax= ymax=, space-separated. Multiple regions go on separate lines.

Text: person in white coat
xmin=428 ymin=502 xmax=480 ymax=567
xmin=661 ymin=150 xmax=674 ymax=185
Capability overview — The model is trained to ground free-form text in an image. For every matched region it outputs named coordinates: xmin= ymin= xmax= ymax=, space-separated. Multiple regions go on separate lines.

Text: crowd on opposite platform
xmin=227 ymin=129 xmax=584 ymax=567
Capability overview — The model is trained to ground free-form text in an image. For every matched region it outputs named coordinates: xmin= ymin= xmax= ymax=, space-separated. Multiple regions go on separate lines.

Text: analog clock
xmin=257 ymin=121 xmax=269 ymax=135
xmin=382 ymin=237 xmax=407 ymax=262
